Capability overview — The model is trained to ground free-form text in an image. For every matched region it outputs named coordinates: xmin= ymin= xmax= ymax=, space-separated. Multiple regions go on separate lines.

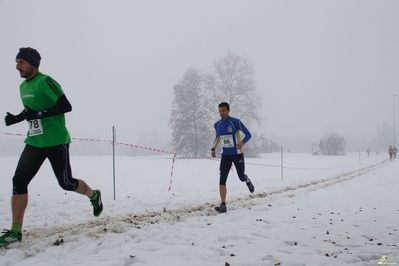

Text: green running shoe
xmin=0 ymin=229 xmax=22 ymax=246
xmin=90 ymin=190 xmax=103 ymax=217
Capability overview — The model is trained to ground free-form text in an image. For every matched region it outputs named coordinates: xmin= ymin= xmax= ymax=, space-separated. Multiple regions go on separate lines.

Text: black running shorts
xmin=12 ymin=144 xmax=79 ymax=194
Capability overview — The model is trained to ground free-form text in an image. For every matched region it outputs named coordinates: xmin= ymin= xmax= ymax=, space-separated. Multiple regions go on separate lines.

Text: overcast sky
xmin=0 ymin=0 xmax=398 ymax=148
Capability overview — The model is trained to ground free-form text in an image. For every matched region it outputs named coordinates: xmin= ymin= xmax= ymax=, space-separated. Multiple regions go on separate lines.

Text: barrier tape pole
xmin=169 ymin=153 xmax=177 ymax=191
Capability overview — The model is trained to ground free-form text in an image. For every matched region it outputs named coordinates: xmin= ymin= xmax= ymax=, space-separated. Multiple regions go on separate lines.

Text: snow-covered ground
xmin=0 ymin=150 xmax=398 ymax=266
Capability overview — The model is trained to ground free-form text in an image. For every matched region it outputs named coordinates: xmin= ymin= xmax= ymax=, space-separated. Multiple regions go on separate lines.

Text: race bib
xmin=28 ymin=119 xmax=44 ymax=136
xmin=220 ymin=135 xmax=234 ymax=148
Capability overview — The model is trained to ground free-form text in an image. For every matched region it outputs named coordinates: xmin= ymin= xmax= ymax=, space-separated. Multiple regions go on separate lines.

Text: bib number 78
xmin=28 ymin=119 xmax=44 ymax=136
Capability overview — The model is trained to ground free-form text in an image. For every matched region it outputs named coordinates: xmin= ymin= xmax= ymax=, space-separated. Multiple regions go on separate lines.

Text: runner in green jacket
xmin=0 ymin=47 xmax=103 ymax=247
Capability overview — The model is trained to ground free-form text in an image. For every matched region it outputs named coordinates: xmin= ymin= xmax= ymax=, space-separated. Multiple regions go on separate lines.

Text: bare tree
xmin=169 ymin=68 xmax=211 ymax=157
xmin=319 ymin=133 xmax=346 ymax=155
xmin=204 ymin=52 xmax=262 ymax=128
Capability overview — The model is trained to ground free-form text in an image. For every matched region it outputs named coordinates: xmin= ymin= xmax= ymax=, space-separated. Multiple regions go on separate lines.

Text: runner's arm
xmin=238 ymin=120 xmax=252 ymax=144
xmin=41 ymin=95 xmax=72 ymax=117
xmin=23 ymin=95 xmax=72 ymax=120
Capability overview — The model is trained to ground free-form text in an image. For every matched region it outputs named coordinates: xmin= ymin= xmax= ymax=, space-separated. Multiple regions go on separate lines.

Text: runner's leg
xmin=46 ymin=144 xmax=93 ymax=197
xmin=12 ymin=145 xmax=46 ymax=226
xmin=219 ymin=155 xmax=233 ymax=203
xmin=233 ymin=154 xmax=248 ymax=182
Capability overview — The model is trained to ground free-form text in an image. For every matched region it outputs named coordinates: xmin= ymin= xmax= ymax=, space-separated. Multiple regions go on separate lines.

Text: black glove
xmin=5 ymin=112 xmax=18 ymax=126
xmin=23 ymin=107 xmax=43 ymax=121
xmin=5 ymin=111 xmax=24 ymax=126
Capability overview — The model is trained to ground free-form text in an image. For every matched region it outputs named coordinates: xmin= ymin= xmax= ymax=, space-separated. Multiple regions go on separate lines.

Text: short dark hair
xmin=218 ymin=102 xmax=230 ymax=110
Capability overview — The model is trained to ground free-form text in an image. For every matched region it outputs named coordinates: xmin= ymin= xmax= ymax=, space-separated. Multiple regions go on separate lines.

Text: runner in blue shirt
xmin=211 ymin=102 xmax=254 ymax=213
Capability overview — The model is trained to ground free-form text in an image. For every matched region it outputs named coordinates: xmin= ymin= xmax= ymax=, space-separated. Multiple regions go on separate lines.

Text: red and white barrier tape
xmin=0 ymin=132 xmax=375 ymax=175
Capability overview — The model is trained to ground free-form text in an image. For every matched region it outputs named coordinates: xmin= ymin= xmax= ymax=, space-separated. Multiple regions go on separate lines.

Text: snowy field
xmin=0 ymin=150 xmax=398 ymax=266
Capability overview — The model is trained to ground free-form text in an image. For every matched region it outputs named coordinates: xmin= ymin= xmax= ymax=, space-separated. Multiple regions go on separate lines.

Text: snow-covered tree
xmin=169 ymin=68 xmax=212 ymax=157
xmin=319 ymin=133 xmax=346 ymax=155
xmin=204 ymin=52 xmax=262 ymax=128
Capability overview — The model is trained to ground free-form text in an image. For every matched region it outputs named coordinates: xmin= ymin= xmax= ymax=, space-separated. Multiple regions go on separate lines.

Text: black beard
xmin=20 ymin=66 xmax=35 ymax=79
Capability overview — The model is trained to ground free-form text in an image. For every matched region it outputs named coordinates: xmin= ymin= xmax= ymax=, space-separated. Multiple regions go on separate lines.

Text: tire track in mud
xmin=3 ymin=158 xmax=390 ymax=250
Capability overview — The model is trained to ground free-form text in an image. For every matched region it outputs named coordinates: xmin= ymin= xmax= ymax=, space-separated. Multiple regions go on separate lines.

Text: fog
xmin=1 ymin=0 xmax=398 ymax=152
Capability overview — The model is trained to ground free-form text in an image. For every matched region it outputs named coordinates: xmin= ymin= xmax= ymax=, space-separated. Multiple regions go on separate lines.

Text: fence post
xmin=112 ymin=126 xmax=116 ymax=200
xmin=281 ymin=146 xmax=284 ymax=181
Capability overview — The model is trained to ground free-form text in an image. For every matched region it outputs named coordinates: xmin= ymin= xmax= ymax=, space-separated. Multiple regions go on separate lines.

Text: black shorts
xmin=12 ymin=144 xmax=79 ymax=195
xmin=219 ymin=153 xmax=247 ymax=185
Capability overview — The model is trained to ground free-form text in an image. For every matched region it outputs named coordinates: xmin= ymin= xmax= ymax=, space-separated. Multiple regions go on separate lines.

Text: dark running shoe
xmin=246 ymin=178 xmax=255 ymax=193
xmin=91 ymin=190 xmax=103 ymax=217
xmin=215 ymin=203 xmax=227 ymax=213
xmin=0 ymin=229 xmax=22 ymax=246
